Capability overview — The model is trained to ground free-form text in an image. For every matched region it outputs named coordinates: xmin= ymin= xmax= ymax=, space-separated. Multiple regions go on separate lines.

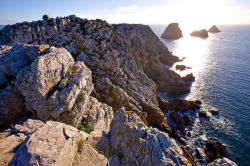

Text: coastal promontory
xmin=0 ymin=15 xmax=236 ymax=166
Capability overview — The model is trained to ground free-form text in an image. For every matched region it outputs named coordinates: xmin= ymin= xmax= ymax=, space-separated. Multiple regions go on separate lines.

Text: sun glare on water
xmin=167 ymin=35 xmax=210 ymax=77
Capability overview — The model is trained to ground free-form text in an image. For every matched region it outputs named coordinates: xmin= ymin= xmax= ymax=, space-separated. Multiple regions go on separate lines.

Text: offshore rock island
xmin=0 ymin=15 xmax=236 ymax=165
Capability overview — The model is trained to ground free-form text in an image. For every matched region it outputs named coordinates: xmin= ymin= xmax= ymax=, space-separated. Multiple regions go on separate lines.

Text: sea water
xmin=150 ymin=24 xmax=250 ymax=165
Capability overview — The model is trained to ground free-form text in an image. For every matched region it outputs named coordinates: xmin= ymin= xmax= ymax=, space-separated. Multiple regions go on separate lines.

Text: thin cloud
xmin=117 ymin=5 xmax=138 ymax=12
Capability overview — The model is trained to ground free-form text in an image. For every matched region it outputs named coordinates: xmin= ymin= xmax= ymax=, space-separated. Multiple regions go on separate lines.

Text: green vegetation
xmin=79 ymin=120 xmax=92 ymax=134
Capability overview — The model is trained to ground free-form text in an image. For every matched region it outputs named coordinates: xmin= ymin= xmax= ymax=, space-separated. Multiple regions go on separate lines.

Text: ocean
xmin=150 ymin=24 xmax=250 ymax=166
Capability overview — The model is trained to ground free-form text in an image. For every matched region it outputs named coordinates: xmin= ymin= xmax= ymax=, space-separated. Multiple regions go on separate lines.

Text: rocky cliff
xmin=0 ymin=15 xmax=236 ymax=166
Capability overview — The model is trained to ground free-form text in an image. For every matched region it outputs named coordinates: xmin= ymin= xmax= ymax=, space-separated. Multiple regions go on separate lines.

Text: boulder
xmin=205 ymin=141 xmax=228 ymax=161
xmin=158 ymin=96 xmax=201 ymax=112
xmin=109 ymin=108 xmax=189 ymax=165
xmin=10 ymin=120 xmax=107 ymax=166
xmin=183 ymin=73 xmax=195 ymax=82
xmin=208 ymin=25 xmax=221 ymax=33
xmin=191 ymin=29 xmax=208 ymax=38
xmin=0 ymin=44 xmax=47 ymax=87
xmin=199 ymin=110 xmax=212 ymax=118
xmin=73 ymin=143 xmax=107 ymax=166
xmin=15 ymin=46 xmax=94 ymax=127
xmin=83 ymin=96 xmax=113 ymax=134
xmin=0 ymin=119 xmax=44 ymax=165
xmin=161 ymin=23 xmax=183 ymax=40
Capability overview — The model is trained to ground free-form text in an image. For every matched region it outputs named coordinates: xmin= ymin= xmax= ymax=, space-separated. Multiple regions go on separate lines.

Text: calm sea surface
xmin=150 ymin=24 xmax=250 ymax=166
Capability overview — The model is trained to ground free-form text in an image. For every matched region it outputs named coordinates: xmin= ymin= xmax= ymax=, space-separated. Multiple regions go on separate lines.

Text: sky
xmin=1 ymin=0 xmax=250 ymax=28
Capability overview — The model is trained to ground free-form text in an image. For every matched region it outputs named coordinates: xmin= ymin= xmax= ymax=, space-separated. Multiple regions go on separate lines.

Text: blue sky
xmin=1 ymin=0 xmax=250 ymax=25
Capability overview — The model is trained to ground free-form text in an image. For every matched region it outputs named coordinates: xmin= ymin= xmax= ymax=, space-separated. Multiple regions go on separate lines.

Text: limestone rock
xmin=161 ymin=23 xmax=183 ymax=40
xmin=208 ymin=25 xmax=221 ymax=33
xmin=158 ymin=96 xmax=201 ymax=112
xmin=15 ymin=46 xmax=93 ymax=127
xmin=73 ymin=143 xmax=107 ymax=166
xmin=191 ymin=29 xmax=209 ymax=38
xmin=109 ymin=108 xmax=188 ymax=165
xmin=0 ymin=44 xmax=45 ymax=87
xmin=0 ymin=119 xmax=44 ymax=165
xmin=0 ymin=16 xmax=190 ymax=132
xmin=10 ymin=120 xmax=107 ymax=166
xmin=83 ymin=96 xmax=113 ymax=134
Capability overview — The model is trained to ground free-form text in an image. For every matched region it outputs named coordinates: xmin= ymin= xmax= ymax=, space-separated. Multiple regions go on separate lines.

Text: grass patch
xmin=79 ymin=120 xmax=93 ymax=134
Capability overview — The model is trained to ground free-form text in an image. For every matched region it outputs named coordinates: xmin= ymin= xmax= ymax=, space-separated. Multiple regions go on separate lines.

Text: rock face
xmin=0 ymin=44 xmax=113 ymax=132
xmin=109 ymin=108 xmax=189 ymax=165
xmin=0 ymin=120 xmax=107 ymax=166
xmin=205 ymin=141 xmax=228 ymax=161
xmin=15 ymin=46 xmax=93 ymax=127
xmin=208 ymin=25 xmax=221 ymax=33
xmin=191 ymin=29 xmax=209 ymax=38
xmin=0 ymin=119 xmax=44 ymax=166
xmin=115 ymin=24 xmax=189 ymax=95
xmin=161 ymin=23 xmax=183 ymax=40
xmin=0 ymin=15 xmax=191 ymax=133
xmin=84 ymin=96 xmax=113 ymax=133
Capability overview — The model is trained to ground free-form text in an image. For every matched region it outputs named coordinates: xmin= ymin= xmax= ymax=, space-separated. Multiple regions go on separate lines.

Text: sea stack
xmin=190 ymin=29 xmax=208 ymax=38
xmin=161 ymin=23 xmax=183 ymax=40
xmin=208 ymin=25 xmax=221 ymax=33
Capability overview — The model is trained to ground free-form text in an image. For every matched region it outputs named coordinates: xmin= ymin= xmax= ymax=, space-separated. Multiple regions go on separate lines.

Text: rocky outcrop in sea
xmin=191 ymin=29 xmax=209 ymax=38
xmin=208 ymin=25 xmax=221 ymax=33
xmin=161 ymin=23 xmax=183 ymax=40
xmin=0 ymin=15 xmax=236 ymax=165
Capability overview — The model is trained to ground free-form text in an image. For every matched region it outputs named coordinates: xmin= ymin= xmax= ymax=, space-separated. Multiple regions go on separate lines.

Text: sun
xmin=172 ymin=0 xmax=231 ymax=32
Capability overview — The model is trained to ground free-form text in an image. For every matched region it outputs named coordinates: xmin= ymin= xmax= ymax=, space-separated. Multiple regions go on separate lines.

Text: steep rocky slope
xmin=0 ymin=15 xmax=237 ymax=165
xmin=0 ymin=15 xmax=191 ymax=133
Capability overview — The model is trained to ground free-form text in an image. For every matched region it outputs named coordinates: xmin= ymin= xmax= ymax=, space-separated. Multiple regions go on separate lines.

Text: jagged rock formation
xmin=208 ymin=25 xmax=221 ymax=33
xmin=109 ymin=108 xmax=188 ymax=165
xmin=0 ymin=44 xmax=113 ymax=133
xmin=191 ymin=29 xmax=209 ymax=38
xmin=0 ymin=15 xmax=191 ymax=133
xmin=161 ymin=23 xmax=183 ymax=40
xmin=0 ymin=15 xmax=237 ymax=165
xmin=0 ymin=119 xmax=107 ymax=166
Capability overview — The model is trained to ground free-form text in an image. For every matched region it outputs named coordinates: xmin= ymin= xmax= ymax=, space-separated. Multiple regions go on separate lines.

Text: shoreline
xmin=0 ymin=15 xmax=237 ymax=165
